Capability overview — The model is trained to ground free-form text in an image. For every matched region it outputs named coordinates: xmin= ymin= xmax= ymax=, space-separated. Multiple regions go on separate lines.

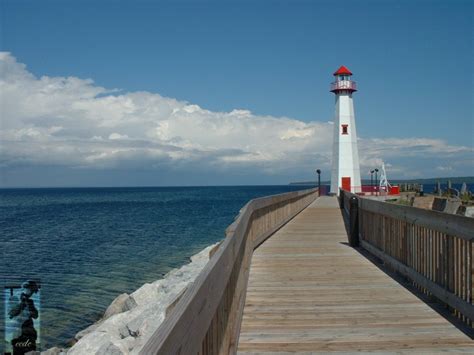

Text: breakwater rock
xmin=41 ymin=243 xmax=219 ymax=355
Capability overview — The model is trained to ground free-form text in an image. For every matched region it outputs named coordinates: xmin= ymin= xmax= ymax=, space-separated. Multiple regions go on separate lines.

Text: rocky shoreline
xmin=40 ymin=243 xmax=219 ymax=355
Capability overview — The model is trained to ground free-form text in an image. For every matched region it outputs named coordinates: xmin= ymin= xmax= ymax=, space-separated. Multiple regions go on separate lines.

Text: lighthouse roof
xmin=333 ymin=66 xmax=352 ymax=76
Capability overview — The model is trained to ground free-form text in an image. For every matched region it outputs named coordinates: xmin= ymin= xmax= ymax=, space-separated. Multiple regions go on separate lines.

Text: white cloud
xmin=357 ymin=137 xmax=473 ymax=178
xmin=108 ymin=133 xmax=129 ymax=140
xmin=0 ymin=52 xmax=472 ymax=184
xmin=0 ymin=52 xmax=332 ymax=174
xmin=436 ymin=165 xmax=453 ymax=171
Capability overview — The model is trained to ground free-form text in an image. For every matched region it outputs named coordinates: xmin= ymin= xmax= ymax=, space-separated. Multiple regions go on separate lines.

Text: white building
xmin=330 ymin=66 xmax=362 ymax=195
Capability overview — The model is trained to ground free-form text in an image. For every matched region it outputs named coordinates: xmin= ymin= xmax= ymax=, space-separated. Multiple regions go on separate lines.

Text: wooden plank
xmin=361 ymin=240 xmax=474 ymax=320
xmin=238 ymin=197 xmax=473 ymax=353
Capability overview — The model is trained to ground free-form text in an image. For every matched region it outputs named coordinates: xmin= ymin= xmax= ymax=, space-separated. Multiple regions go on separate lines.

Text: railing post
xmin=349 ymin=196 xmax=359 ymax=247
xmin=339 ymin=189 xmax=344 ymax=209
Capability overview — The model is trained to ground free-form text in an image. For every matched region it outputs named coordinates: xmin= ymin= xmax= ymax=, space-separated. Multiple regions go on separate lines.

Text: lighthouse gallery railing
xmin=330 ymin=80 xmax=357 ymax=91
xmin=140 ymin=187 xmax=319 ymax=354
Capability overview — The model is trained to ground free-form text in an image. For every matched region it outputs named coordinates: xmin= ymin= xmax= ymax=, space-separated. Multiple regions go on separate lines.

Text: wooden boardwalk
xmin=237 ymin=196 xmax=474 ymax=353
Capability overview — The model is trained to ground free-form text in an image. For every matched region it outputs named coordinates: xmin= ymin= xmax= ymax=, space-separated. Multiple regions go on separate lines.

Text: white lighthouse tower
xmin=330 ymin=66 xmax=362 ymax=195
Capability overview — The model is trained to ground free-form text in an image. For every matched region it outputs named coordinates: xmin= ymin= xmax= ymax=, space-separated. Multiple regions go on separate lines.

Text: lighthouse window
xmin=341 ymin=124 xmax=348 ymax=135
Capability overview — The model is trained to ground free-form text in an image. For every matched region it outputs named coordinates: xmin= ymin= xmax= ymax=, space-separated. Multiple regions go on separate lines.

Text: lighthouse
xmin=330 ymin=66 xmax=362 ymax=195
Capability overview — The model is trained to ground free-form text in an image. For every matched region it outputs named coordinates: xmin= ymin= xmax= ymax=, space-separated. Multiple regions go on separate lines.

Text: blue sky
xmin=0 ymin=0 xmax=472 ymax=186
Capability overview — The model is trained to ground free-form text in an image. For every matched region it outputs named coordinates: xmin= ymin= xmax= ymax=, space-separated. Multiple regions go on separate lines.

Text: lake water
xmin=0 ymin=185 xmax=310 ymax=351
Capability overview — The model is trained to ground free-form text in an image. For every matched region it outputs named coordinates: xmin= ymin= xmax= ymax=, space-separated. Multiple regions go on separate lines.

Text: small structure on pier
xmin=379 ymin=162 xmax=400 ymax=195
xmin=330 ymin=66 xmax=362 ymax=195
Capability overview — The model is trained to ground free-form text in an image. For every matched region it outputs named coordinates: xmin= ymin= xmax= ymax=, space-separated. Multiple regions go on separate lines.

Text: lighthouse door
xmin=342 ymin=177 xmax=351 ymax=191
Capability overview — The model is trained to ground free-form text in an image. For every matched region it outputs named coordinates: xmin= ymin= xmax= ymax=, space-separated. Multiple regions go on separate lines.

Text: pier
xmin=238 ymin=196 xmax=472 ymax=352
xmin=140 ymin=188 xmax=474 ymax=354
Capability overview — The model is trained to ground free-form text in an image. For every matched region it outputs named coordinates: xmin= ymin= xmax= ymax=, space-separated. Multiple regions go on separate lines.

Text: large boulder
xmin=103 ymin=294 xmax=137 ymax=320
xmin=73 ymin=293 xmax=137 ymax=342
xmin=432 ymin=197 xmax=462 ymax=214
xmin=96 ymin=342 xmax=125 ymax=355
xmin=75 ymin=322 xmax=101 ymax=341
xmin=444 ymin=199 xmax=461 ymax=214
xmin=37 ymin=348 xmax=66 ymax=355
xmin=456 ymin=205 xmax=474 ymax=218
xmin=67 ymin=331 xmax=130 ymax=355
xmin=432 ymin=197 xmax=447 ymax=212
xmin=412 ymin=196 xmax=434 ymax=210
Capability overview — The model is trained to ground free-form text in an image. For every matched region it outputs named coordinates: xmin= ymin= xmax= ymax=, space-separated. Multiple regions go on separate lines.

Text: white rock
xmin=129 ymin=282 xmax=159 ymax=306
xmin=74 ymin=293 xmax=137 ymax=342
xmin=103 ymin=293 xmax=137 ymax=320
xmin=39 ymin=347 xmax=64 ymax=355
xmin=96 ymin=341 xmax=124 ymax=355
xmin=65 ymin=243 xmax=218 ymax=354
xmin=75 ymin=322 xmax=100 ymax=341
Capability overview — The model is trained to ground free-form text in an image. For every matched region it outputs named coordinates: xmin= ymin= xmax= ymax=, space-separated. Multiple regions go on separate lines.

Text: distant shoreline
xmin=0 ymin=184 xmax=305 ymax=190
xmin=1 ymin=179 xmax=473 ymax=189
xmin=289 ymin=176 xmax=474 ymax=186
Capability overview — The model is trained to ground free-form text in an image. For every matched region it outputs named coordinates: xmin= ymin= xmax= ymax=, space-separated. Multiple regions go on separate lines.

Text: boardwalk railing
xmin=140 ymin=187 xmax=319 ymax=354
xmin=340 ymin=189 xmax=474 ymax=327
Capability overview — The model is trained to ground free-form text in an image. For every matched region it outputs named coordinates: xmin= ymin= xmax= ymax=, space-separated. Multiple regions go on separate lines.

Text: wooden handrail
xmin=359 ymin=198 xmax=473 ymax=241
xmin=340 ymin=189 xmax=474 ymax=327
xmin=140 ymin=187 xmax=319 ymax=354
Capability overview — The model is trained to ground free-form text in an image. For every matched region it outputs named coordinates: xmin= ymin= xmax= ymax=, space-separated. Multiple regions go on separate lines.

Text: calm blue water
xmin=0 ymin=185 xmax=310 ymax=350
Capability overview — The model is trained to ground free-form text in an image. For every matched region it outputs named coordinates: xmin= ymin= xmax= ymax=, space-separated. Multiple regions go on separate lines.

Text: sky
xmin=0 ymin=0 xmax=472 ymax=187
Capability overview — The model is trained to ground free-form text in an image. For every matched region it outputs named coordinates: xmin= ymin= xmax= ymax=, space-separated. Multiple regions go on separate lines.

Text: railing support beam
xmin=349 ymin=196 xmax=360 ymax=247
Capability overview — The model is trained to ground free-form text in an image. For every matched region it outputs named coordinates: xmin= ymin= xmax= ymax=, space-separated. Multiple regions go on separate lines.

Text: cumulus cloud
xmin=0 ymin=52 xmax=332 ymax=174
xmin=0 ymin=52 xmax=472 ymax=185
xmin=358 ymin=137 xmax=473 ymax=178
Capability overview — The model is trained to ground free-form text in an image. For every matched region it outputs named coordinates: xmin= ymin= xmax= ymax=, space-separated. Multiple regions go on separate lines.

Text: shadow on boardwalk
xmin=338 ymin=207 xmax=474 ymax=340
